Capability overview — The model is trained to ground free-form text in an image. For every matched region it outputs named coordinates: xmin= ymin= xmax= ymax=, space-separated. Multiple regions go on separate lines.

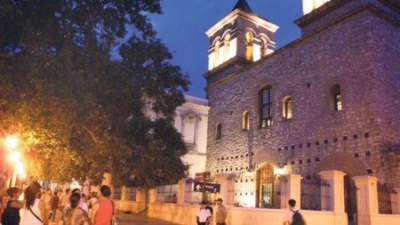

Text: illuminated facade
xmin=205 ymin=0 xmax=400 ymax=218
xmin=174 ymin=95 xmax=209 ymax=178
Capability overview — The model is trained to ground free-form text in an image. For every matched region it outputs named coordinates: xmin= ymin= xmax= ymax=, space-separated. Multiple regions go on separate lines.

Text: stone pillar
xmin=280 ymin=174 xmax=302 ymax=209
xmin=353 ymin=176 xmax=379 ymax=225
xmin=136 ymin=189 xmax=147 ymax=203
xmin=216 ymin=173 xmax=230 ymax=204
xmin=120 ymin=186 xmax=126 ymax=201
xmin=149 ymin=188 xmax=157 ymax=203
xmin=177 ymin=178 xmax=186 ymax=204
xmin=392 ymin=188 xmax=400 ymax=214
xmin=102 ymin=173 xmax=112 ymax=187
xmin=319 ymin=170 xmax=346 ymax=212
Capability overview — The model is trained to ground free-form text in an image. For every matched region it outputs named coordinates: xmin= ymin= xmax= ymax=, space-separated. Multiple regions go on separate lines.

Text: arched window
xmin=224 ymin=34 xmax=231 ymax=61
xmin=282 ymin=96 xmax=293 ymax=119
xmin=242 ymin=111 xmax=250 ymax=131
xmin=214 ymin=40 xmax=221 ymax=68
xmin=331 ymin=84 xmax=342 ymax=111
xmin=259 ymin=86 xmax=273 ymax=128
xmin=245 ymin=32 xmax=253 ymax=61
xmin=216 ymin=123 xmax=222 ymax=140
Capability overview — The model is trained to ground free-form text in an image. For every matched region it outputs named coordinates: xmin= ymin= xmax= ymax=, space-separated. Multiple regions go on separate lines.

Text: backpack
xmin=291 ymin=210 xmax=304 ymax=225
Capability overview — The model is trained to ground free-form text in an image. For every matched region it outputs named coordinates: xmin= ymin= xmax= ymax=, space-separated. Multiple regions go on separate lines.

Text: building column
xmin=353 ymin=176 xmax=379 ymax=225
xmin=177 ymin=178 xmax=186 ymax=204
xmin=319 ymin=170 xmax=346 ymax=212
xmin=216 ymin=173 xmax=230 ymax=204
xmin=102 ymin=173 xmax=112 ymax=187
xmin=392 ymin=188 xmax=400 ymax=214
xmin=280 ymin=174 xmax=302 ymax=209
xmin=120 ymin=186 xmax=126 ymax=201
xmin=319 ymin=170 xmax=347 ymax=225
xmin=149 ymin=188 xmax=157 ymax=203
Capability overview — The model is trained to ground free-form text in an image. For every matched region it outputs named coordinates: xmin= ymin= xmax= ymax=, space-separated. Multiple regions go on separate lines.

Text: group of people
xmin=0 ymin=181 xmax=116 ymax=225
xmin=196 ymin=198 xmax=227 ymax=225
xmin=196 ymin=198 xmax=307 ymax=225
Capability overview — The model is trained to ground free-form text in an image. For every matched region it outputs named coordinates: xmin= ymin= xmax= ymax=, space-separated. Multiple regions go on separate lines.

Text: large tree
xmin=0 ymin=0 xmax=190 ymax=188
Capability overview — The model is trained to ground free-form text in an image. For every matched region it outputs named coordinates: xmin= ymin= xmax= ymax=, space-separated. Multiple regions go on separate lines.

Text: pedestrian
xmin=215 ymin=198 xmax=227 ymax=225
xmin=59 ymin=188 xmax=71 ymax=212
xmin=1 ymin=187 xmax=24 ymax=225
xmin=88 ymin=192 xmax=98 ymax=215
xmin=20 ymin=181 xmax=46 ymax=225
xmin=65 ymin=189 xmax=89 ymax=213
xmin=50 ymin=190 xmax=60 ymax=221
xmin=59 ymin=192 xmax=90 ymax=225
xmin=205 ymin=202 xmax=213 ymax=225
xmin=196 ymin=201 xmax=211 ymax=225
xmin=283 ymin=199 xmax=307 ymax=225
xmin=42 ymin=188 xmax=52 ymax=224
xmin=90 ymin=185 xmax=114 ymax=225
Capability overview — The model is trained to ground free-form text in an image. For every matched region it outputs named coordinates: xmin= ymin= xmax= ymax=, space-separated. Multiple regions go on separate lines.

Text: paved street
xmin=50 ymin=211 xmax=179 ymax=225
xmin=115 ymin=212 xmax=179 ymax=225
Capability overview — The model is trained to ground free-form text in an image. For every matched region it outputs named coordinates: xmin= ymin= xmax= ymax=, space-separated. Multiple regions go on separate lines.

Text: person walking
xmin=20 ymin=181 xmax=47 ymax=225
xmin=42 ymin=188 xmax=52 ymax=224
xmin=1 ymin=187 xmax=24 ymax=225
xmin=90 ymin=185 xmax=114 ymax=225
xmin=215 ymin=198 xmax=227 ymax=225
xmin=196 ymin=201 xmax=211 ymax=225
xmin=50 ymin=190 xmax=60 ymax=221
xmin=59 ymin=192 xmax=90 ymax=225
xmin=283 ymin=199 xmax=307 ymax=225
xmin=59 ymin=189 xmax=71 ymax=212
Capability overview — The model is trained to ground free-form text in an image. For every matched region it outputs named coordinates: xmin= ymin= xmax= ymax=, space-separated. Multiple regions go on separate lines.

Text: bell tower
xmin=205 ymin=0 xmax=278 ymax=72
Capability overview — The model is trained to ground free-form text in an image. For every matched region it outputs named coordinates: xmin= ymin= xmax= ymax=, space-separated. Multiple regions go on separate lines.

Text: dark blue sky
xmin=150 ymin=0 xmax=303 ymax=98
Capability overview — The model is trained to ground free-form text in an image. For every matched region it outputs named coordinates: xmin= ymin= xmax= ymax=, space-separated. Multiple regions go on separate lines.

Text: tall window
xmin=283 ymin=96 xmax=293 ymax=119
xmin=216 ymin=123 xmax=222 ymax=140
xmin=245 ymin=32 xmax=253 ymax=61
xmin=332 ymin=84 xmax=342 ymax=111
xmin=242 ymin=111 xmax=250 ymax=130
xmin=259 ymin=86 xmax=273 ymax=128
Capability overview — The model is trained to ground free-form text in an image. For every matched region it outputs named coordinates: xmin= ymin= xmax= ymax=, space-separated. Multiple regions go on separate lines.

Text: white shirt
xmin=197 ymin=208 xmax=211 ymax=223
xmin=20 ymin=199 xmax=42 ymax=225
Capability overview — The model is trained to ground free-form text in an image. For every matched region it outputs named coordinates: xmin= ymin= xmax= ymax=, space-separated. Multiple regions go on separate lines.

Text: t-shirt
xmin=283 ymin=208 xmax=302 ymax=224
xmin=197 ymin=208 xmax=211 ymax=223
xmin=215 ymin=205 xmax=227 ymax=223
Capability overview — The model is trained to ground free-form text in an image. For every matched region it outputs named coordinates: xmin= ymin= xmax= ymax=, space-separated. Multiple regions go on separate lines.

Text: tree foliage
xmin=0 ymin=0 xmax=190 ymax=188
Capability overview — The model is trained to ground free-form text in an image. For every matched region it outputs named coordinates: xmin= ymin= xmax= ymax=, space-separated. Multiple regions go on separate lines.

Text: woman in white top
xmin=20 ymin=181 xmax=46 ymax=225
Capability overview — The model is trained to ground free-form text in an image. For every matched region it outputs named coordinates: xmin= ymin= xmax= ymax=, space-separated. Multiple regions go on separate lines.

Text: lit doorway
xmin=257 ymin=164 xmax=274 ymax=208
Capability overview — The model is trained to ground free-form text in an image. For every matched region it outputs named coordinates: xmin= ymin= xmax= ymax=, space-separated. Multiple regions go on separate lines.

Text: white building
xmin=174 ymin=95 xmax=209 ymax=179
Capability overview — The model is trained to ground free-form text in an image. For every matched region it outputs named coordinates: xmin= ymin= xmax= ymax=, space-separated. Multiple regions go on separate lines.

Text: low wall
xmin=369 ymin=214 xmax=400 ymax=225
xmin=114 ymin=200 xmax=146 ymax=214
xmin=146 ymin=203 xmax=346 ymax=225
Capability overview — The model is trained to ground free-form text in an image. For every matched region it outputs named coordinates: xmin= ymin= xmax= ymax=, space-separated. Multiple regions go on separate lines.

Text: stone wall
xmin=205 ymin=0 xmax=400 ymax=205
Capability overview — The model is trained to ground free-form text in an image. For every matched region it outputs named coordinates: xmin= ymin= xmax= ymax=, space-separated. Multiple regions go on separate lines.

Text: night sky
xmin=150 ymin=0 xmax=303 ymax=98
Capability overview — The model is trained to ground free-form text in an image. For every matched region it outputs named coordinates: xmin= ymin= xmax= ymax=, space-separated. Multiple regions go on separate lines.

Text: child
xmin=1 ymin=187 xmax=24 ymax=225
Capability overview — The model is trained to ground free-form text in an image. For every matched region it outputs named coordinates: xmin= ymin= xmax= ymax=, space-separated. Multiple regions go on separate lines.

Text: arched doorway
xmin=256 ymin=164 xmax=274 ymax=208
xmin=344 ymin=175 xmax=357 ymax=225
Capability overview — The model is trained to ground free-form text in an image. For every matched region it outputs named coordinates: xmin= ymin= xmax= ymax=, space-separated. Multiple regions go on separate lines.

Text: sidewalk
xmin=50 ymin=211 xmax=179 ymax=225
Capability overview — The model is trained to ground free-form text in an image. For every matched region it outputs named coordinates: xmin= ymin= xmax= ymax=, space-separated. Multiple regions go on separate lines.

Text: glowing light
xmin=5 ymin=136 xmax=18 ymax=149
xmin=16 ymin=161 xmax=24 ymax=174
xmin=274 ymin=167 xmax=287 ymax=176
xmin=8 ymin=151 xmax=21 ymax=162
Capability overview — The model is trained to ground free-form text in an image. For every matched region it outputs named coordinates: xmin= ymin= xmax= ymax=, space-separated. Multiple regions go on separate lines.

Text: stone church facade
xmin=204 ymin=0 xmax=400 ymax=215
